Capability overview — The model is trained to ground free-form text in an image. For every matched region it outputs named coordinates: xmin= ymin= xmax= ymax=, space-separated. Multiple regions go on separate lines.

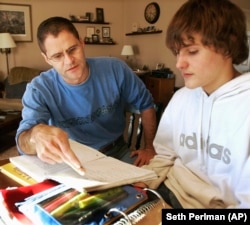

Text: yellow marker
xmin=78 ymin=195 xmax=105 ymax=208
xmin=50 ymin=191 xmax=88 ymax=217
xmin=78 ymin=187 xmax=123 ymax=208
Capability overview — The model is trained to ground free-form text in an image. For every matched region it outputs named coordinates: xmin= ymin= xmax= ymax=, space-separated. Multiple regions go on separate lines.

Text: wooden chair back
xmin=126 ymin=103 xmax=163 ymax=150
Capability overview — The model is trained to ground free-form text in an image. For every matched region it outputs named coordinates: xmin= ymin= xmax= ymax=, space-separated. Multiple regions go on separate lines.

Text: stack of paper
xmin=10 ymin=139 xmax=157 ymax=192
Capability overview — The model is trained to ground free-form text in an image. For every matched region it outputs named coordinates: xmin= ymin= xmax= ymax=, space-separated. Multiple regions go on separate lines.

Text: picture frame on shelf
xmin=86 ymin=26 xmax=95 ymax=38
xmin=96 ymin=8 xmax=104 ymax=23
xmin=156 ymin=63 xmax=165 ymax=70
xmin=0 ymin=3 xmax=32 ymax=42
xmin=84 ymin=37 xmax=91 ymax=43
xmin=92 ymin=34 xmax=99 ymax=43
xmin=102 ymin=27 xmax=110 ymax=38
xmin=86 ymin=12 xmax=91 ymax=22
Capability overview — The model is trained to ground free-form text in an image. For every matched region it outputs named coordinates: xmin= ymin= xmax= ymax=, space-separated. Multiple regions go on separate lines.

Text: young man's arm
xmin=130 ymin=107 xmax=157 ymax=167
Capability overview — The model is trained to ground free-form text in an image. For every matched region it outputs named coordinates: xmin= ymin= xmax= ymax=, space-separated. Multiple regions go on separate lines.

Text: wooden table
xmin=0 ymin=159 xmax=20 ymax=189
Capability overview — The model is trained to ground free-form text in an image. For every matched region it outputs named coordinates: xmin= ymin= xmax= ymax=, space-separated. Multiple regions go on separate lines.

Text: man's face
xmin=42 ymin=30 xmax=88 ymax=85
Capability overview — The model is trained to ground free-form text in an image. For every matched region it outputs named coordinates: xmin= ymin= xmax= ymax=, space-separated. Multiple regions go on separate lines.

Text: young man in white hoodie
xmin=136 ymin=0 xmax=250 ymax=208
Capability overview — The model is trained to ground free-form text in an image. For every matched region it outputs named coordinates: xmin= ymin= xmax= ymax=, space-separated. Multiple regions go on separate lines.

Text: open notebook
xmin=10 ymin=139 xmax=157 ymax=192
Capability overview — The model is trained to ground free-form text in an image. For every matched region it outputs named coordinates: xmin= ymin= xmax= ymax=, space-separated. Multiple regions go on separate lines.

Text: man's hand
xmin=19 ymin=124 xmax=85 ymax=176
xmin=130 ymin=147 xmax=156 ymax=167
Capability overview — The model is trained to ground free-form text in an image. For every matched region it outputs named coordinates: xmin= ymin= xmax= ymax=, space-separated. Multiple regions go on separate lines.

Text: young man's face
xmin=175 ymin=34 xmax=233 ymax=95
xmin=42 ymin=30 xmax=88 ymax=85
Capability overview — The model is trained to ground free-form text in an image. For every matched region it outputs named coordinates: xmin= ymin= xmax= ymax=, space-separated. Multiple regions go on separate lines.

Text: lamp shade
xmin=0 ymin=33 xmax=16 ymax=49
xmin=121 ymin=45 xmax=134 ymax=56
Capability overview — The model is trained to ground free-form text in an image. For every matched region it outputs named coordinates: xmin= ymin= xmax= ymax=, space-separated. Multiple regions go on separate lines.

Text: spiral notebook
xmin=107 ymin=188 xmax=171 ymax=225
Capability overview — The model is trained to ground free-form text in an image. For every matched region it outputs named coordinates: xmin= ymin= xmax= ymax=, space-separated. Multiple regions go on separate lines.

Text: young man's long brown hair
xmin=166 ymin=0 xmax=249 ymax=65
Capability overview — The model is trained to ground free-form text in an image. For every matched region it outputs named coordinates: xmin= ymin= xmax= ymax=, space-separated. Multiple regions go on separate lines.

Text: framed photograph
xmin=85 ymin=12 xmax=91 ymax=21
xmin=92 ymin=34 xmax=99 ymax=43
xmin=86 ymin=26 xmax=95 ymax=38
xmin=0 ymin=3 xmax=32 ymax=42
xmin=156 ymin=63 xmax=165 ymax=70
xmin=96 ymin=8 xmax=104 ymax=23
xmin=102 ymin=27 xmax=110 ymax=38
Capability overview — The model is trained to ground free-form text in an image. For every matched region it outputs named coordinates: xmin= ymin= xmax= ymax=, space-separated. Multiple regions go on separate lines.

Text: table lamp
xmin=0 ymin=33 xmax=16 ymax=75
xmin=121 ymin=45 xmax=134 ymax=68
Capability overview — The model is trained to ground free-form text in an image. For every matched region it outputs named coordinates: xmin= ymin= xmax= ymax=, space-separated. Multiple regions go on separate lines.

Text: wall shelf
xmin=73 ymin=20 xmax=115 ymax=45
xmin=126 ymin=30 xmax=162 ymax=36
xmin=71 ymin=21 xmax=110 ymax=25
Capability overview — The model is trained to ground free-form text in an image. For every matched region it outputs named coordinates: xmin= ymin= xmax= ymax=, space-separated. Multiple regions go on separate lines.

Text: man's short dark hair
xmin=37 ymin=16 xmax=80 ymax=53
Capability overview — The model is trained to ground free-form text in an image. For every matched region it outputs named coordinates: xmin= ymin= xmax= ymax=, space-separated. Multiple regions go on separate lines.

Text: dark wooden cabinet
xmin=145 ymin=76 xmax=175 ymax=107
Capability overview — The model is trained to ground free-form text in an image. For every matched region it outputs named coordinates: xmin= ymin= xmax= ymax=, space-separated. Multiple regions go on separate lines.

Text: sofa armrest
xmin=0 ymin=98 xmax=23 ymax=111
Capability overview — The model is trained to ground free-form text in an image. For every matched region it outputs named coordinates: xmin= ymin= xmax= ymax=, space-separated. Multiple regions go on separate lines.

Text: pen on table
xmin=50 ymin=191 xmax=89 ymax=217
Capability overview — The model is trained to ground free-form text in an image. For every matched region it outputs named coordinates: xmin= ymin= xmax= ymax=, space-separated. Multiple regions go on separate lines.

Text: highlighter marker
xmin=50 ymin=191 xmax=88 ymax=217
xmin=78 ymin=186 xmax=124 ymax=208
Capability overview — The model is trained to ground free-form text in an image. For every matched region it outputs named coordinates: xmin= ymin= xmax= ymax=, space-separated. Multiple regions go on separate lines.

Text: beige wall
xmin=0 ymin=0 xmax=124 ymax=79
xmin=123 ymin=0 xmax=186 ymax=86
xmin=0 ymin=0 xmax=249 ymax=87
